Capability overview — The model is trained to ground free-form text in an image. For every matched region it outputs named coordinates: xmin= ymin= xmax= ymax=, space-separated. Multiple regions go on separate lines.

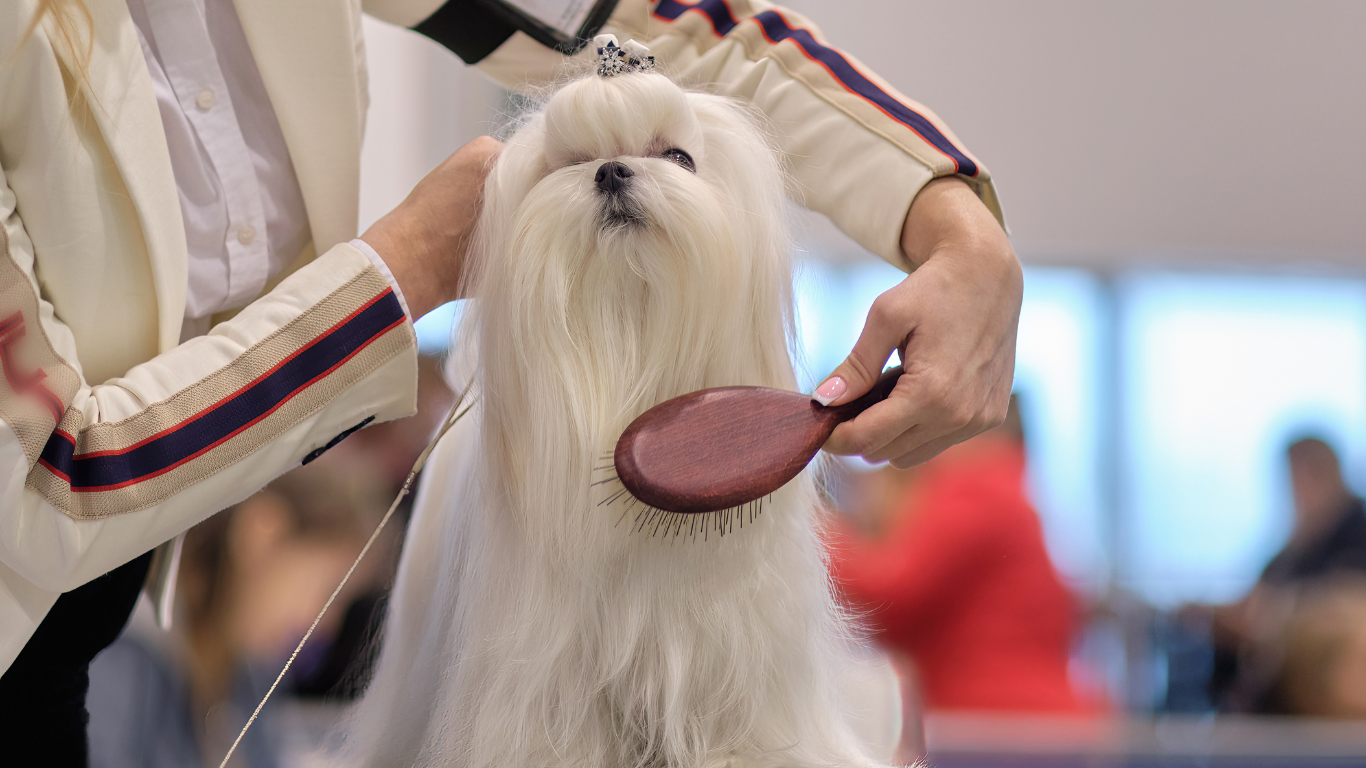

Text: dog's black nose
xmin=595 ymin=161 xmax=634 ymax=194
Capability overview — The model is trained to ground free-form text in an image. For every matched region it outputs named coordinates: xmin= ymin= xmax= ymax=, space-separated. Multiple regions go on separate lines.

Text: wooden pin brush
xmin=614 ymin=367 xmax=903 ymax=514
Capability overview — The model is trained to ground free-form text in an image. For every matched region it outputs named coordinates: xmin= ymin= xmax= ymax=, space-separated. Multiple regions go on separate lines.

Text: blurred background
xmin=87 ymin=1 xmax=1366 ymax=766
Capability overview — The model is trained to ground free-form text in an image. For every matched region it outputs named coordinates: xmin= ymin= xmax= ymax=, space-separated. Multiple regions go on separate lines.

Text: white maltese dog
xmin=339 ymin=44 xmax=902 ymax=768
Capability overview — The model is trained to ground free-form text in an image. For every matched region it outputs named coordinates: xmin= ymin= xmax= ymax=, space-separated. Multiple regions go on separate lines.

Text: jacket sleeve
xmin=0 ymin=168 xmax=419 ymax=596
xmin=366 ymin=0 xmax=1004 ymax=270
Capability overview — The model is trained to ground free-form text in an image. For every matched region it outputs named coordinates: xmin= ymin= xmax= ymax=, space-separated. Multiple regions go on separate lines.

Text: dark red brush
xmin=613 ymin=367 xmax=903 ymax=514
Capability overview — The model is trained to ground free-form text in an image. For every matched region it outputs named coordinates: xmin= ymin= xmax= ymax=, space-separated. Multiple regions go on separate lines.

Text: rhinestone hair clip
xmin=595 ymin=34 xmax=655 ymax=77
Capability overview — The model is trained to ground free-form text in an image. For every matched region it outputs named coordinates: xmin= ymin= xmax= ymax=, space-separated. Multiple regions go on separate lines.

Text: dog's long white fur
xmin=337 ymin=73 xmax=899 ymax=768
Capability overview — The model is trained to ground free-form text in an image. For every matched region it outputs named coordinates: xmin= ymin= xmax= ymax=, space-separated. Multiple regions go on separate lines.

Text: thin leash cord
xmin=217 ymin=382 xmax=476 ymax=768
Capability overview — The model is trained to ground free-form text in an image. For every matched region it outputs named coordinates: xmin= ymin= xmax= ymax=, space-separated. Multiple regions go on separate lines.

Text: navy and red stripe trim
xmin=37 ymin=290 xmax=405 ymax=492
xmin=655 ymin=0 xmax=740 ymax=35
xmin=651 ymin=0 xmax=979 ymax=177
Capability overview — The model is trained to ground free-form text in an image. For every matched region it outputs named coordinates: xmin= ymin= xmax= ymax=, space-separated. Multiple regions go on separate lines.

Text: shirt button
xmin=236 ymin=225 xmax=256 ymax=245
xmin=196 ymin=89 xmax=215 ymax=110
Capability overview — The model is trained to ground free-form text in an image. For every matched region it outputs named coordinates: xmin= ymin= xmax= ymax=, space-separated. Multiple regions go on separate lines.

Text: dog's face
xmin=543 ymin=75 xmax=704 ymax=233
xmin=463 ymin=73 xmax=797 ymax=526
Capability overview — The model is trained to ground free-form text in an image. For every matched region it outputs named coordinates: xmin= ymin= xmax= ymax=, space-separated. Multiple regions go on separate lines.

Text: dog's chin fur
xmin=337 ymin=73 xmax=896 ymax=768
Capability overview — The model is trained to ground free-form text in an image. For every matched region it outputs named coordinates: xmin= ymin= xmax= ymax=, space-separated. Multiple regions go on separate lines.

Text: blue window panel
xmin=1015 ymin=268 xmax=1108 ymax=591
xmin=1120 ymin=274 xmax=1366 ymax=607
xmin=793 ymin=256 xmax=908 ymax=392
xmin=413 ymin=299 xmax=467 ymax=355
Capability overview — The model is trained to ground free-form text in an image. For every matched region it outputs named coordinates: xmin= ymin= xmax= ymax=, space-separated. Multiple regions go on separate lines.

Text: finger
xmin=886 ymin=432 xmax=963 ymax=469
xmin=862 ymin=420 xmax=937 ymax=465
xmin=873 ymin=380 xmax=1009 ymax=466
xmin=829 ymin=356 xmax=987 ymax=461
xmin=812 ymin=288 xmax=911 ymax=408
xmin=863 ymin=396 xmax=989 ymax=466
xmin=859 ymin=400 xmax=968 ymax=465
xmin=822 ymin=387 xmax=921 ymax=457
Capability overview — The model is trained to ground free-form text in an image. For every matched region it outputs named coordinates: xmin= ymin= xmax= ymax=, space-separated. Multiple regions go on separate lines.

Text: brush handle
xmin=815 ymin=366 xmax=905 ymax=433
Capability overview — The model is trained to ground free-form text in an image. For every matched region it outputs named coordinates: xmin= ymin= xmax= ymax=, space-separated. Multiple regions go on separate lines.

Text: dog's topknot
xmin=595 ymin=34 xmax=655 ymax=77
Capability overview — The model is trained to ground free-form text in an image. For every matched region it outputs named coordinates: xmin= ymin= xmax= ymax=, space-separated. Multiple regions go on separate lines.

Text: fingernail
xmin=812 ymin=376 xmax=846 ymax=406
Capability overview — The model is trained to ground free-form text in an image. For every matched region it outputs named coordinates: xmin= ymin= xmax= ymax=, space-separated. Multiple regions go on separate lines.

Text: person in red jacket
xmin=827 ymin=399 xmax=1097 ymax=713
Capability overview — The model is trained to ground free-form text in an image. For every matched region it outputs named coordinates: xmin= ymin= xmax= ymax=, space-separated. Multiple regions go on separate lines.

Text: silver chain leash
xmin=217 ymin=381 xmax=475 ymax=768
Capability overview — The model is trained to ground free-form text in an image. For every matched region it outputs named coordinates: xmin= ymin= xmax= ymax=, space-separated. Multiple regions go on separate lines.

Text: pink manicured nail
xmin=812 ymin=376 xmax=846 ymax=406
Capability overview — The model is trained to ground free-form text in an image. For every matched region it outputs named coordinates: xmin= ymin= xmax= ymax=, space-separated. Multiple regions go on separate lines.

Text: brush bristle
xmin=594 ymin=457 xmax=768 ymax=541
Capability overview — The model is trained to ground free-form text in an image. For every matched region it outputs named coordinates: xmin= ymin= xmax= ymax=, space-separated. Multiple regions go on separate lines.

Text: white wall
xmin=357 ymin=16 xmax=505 ymax=235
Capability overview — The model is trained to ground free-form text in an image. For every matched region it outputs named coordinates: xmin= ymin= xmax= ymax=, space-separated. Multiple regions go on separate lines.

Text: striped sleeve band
xmin=26 ymin=268 xmax=410 ymax=520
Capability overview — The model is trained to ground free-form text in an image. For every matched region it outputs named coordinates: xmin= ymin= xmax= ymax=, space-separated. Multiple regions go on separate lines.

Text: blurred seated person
xmin=1265 ymin=437 xmax=1366 ymax=586
xmin=827 ymin=396 xmax=1097 ymax=714
xmin=1196 ymin=436 xmax=1366 ymax=712
xmin=86 ymin=463 xmax=389 ymax=768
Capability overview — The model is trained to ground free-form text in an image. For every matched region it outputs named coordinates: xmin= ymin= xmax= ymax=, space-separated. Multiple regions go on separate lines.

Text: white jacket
xmin=0 ymin=0 xmax=999 ymax=673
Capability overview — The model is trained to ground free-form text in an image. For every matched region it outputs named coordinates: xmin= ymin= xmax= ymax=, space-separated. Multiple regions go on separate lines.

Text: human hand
xmin=815 ymin=177 xmax=1022 ymax=468
xmin=360 ymin=136 xmax=502 ymax=318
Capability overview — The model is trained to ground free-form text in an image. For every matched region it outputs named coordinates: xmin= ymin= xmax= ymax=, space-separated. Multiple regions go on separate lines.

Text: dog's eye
xmin=659 ymin=148 xmax=695 ymax=173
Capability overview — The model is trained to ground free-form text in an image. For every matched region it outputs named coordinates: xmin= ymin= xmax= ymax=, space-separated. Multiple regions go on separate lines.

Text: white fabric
xmin=125 ymin=0 xmax=310 ymax=330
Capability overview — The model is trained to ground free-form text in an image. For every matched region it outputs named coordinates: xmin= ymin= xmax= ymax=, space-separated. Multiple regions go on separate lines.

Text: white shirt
xmin=126 ymin=0 xmax=408 ymax=341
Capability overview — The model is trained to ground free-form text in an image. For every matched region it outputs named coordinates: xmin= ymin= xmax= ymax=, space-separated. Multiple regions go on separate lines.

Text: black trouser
xmin=0 ymin=551 xmax=154 ymax=768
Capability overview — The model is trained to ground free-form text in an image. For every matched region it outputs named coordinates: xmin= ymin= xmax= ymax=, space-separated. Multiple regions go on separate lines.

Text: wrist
xmin=900 ymin=176 xmax=1004 ymax=270
xmin=900 ymin=177 xmax=1022 ymax=312
xmin=360 ymin=214 xmax=449 ymax=319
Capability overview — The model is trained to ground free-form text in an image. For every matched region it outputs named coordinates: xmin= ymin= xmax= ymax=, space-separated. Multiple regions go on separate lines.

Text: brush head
xmin=613 ymin=368 xmax=903 ymax=514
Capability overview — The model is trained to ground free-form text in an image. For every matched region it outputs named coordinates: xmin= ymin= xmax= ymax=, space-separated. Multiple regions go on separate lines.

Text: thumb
xmin=812 ymin=304 xmax=904 ymax=407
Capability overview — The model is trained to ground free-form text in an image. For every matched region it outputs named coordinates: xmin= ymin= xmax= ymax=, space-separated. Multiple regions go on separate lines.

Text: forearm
xmin=901 ymin=177 xmax=1012 ymax=269
xmin=899 ymin=177 xmax=1022 ymax=336
xmin=0 ymin=241 xmax=417 ymax=593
